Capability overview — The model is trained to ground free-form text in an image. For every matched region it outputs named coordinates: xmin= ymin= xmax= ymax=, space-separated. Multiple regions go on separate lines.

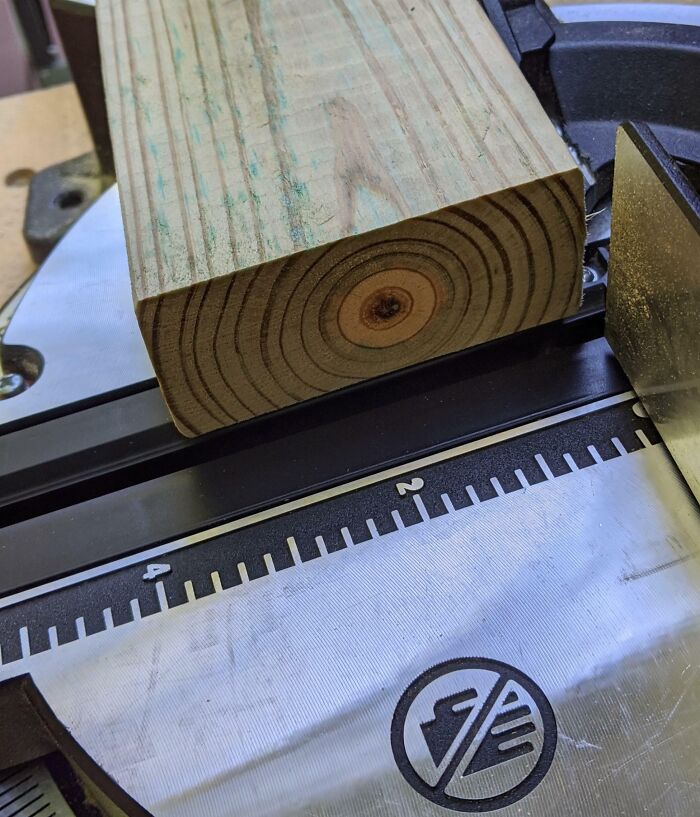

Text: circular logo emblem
xmin=391 ymin=658 xmax=557 ymax=812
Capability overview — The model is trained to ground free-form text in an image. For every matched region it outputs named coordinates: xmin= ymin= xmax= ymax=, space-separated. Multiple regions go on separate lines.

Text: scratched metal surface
xmin=0 ymin=186 xmax=153 ymax=428
xmin=2 ymin=442 xmax=700 ymax=815
xmin=606 ymin=125 xmax=700 ymax=505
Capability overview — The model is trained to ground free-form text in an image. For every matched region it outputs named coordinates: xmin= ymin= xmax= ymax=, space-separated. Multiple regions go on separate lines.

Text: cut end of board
xmin=138 ymin=169 xmax=584 ymax=437
xmin=99 ymin=0 xmax=585 ymax=436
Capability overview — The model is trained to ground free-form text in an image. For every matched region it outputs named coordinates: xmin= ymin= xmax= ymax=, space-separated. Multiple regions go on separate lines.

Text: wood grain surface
xmin=0 ymin=84 xmax=92 ymax=308
xmin=99 ymin=0 xmax=585 ymax=436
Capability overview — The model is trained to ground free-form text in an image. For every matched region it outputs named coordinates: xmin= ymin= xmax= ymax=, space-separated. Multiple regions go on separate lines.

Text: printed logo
xmin=391 ymin=658 xmax=557 ymax=812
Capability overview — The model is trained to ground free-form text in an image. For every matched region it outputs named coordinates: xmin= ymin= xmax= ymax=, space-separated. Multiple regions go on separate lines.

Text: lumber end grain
xmin=138 ymin=167 xmax=583 ymax=436
xmin=99 ymin=0 xmax=585 ymax=436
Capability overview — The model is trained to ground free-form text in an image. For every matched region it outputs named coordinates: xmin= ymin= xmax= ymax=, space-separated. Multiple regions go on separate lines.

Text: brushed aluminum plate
xmin=2 ymin=430 xmax=699 ymax=816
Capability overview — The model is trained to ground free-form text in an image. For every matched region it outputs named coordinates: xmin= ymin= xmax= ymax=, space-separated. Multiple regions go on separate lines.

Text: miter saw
xmin=0 ymin=1 xmax=699 ymax=815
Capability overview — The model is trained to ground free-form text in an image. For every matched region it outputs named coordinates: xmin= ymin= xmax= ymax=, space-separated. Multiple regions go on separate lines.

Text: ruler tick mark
xmin=366 ymin=518 xmax=380 ymax=539
xmin=155 ymin=581 xmax=169 ymax=611
xmin=490 ymin=477 xmax=506 ymax=497
xmin=340 ymin=527 xmax=355 ymax=548
xmin=413 ymin=494 xmax=430 ymax=522
xmin=75 ymin=617 xmax=86 ymax=639
xmin=535 ymin=453 xmax=555 ymax=480
xmin=184 ymin=580 xmax=196 ymax=603
xmin=211 ymin=571 xmax=223 ymax=592
xmin=611 ymin=436 xmax=627 ymax=455
xmin=315 ymin=535 xmax=329 ymax=556
xmin=588 ymin=444 xmax=604 ymax=465
xmin=48 ymin=626 xmax=58 ymax=650
xmin=286 ymin=537 xmax=303 ymax=565
xmin=515 ymin=469 xmax=529 ymax=488
xmin=391 ymin=509 xmax=405 ymax=529
xmin=636 ymin=429 xmax=653 ymax=448
xmin=237 ymin=562 xmax=250 ymax=583
xmin=264 ymin=553 xmax=277 ymax=573
xmin=465 ymin=485 xmax=481 ymax=505
xmin=441 ymin=493 xmax=455 ymax=513
xmin=19 ymin=626 xmax=30 ymax=659
xmin=130 ymin=598 xmax=142 ymax=621
xmin=103 ymin=608 xmax=114 ymax=629
xmin=563 ymin=452 xmax=579 ymax=472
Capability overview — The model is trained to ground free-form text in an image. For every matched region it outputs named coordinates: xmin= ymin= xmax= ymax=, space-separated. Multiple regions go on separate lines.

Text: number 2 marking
xmin=396 ymin=477 xmax=424 ymax=496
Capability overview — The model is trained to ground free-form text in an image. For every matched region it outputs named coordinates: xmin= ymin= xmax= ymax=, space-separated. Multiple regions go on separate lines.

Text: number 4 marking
xmin=396 ymin=477 xmax=424 ymax=496
xmin=143 ymin=563 xmax=171 ymax=581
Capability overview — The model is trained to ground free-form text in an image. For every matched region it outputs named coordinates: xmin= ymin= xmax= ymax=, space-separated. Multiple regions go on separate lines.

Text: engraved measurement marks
xmin=0 ymin=412 xmax=657 ymax=667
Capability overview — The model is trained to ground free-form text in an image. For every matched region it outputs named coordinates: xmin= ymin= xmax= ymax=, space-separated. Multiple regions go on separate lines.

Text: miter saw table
xmin=1 ymin=1 xmax=700 ymax=815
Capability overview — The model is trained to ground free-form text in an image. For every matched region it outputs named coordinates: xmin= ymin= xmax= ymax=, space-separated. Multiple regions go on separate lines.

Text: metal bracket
xmin=23 ymin=152 xmax=110 ymax=264
xmin=606 ymin=121 xmax=700 ymax=502
xmin=481 ymin=0 xmax=700 ymax=284
xmin=481 ymin=0 xmax=700 ymax=203
xmin=22 ymin=0 xmax=115 ymax=263
xmin=0 ymin=674 xmax=151 ymax=816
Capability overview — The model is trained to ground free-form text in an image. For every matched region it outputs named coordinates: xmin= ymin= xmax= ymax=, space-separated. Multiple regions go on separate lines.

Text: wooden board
xmin=0 ymin=84 xmax=92 ymax=308
xmin=98 ymin=0 xmax=585 ymax=436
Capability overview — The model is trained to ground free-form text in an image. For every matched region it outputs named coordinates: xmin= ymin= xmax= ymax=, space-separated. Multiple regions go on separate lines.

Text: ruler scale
xmin=0 ymin=395 xmax=657 ymax=663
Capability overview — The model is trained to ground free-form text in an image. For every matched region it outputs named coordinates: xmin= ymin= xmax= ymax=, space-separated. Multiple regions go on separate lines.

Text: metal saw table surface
xmin=2 ymin=386 xmax=700 ymax=816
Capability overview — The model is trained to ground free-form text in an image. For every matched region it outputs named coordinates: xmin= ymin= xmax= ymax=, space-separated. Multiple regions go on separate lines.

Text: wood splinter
xmin=98 ymin=0 xmax=585 ymax=436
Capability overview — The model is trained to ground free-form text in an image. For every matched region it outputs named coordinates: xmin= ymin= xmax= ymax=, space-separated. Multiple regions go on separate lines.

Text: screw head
xmin=0 ymin=373 xmax=25 ymax=399
xmin=583 ymin=266 xmax=596 ymax=284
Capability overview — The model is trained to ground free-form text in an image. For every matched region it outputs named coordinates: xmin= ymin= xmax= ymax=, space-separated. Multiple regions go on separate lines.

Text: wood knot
xmin=338 ymin=268 xmax=437 ymax=348
xmin=360 ymin=287 xmax=413 ymax=329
